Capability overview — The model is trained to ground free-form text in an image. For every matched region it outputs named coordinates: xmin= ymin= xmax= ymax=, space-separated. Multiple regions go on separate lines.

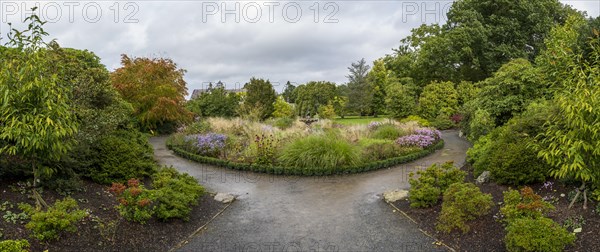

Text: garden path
xmin=150 ymin=130 xmax=470 ymax=252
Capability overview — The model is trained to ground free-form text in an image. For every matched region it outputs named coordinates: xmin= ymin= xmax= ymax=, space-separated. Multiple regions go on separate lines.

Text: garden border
xmin=166 ymin=139 xmax=444 ymax=176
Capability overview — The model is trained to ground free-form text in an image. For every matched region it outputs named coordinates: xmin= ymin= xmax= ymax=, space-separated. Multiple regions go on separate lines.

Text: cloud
xmin=1 ymin=0 xmax=598 ymax=96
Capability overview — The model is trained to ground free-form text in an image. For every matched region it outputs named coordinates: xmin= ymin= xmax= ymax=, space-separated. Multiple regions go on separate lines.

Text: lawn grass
xmin=333 ymin=116 xmax=389 ymax=126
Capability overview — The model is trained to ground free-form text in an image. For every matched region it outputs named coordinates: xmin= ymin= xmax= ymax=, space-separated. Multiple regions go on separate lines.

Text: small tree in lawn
xmin=535 ymin=16 xmax=600 ymax=209
xmin=0 ymin=8 xmax=78 ymax=208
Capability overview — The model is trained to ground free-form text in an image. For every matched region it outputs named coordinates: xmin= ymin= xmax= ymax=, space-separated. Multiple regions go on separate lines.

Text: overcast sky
xmin=1 ymin=1 xmax=599 ymax=97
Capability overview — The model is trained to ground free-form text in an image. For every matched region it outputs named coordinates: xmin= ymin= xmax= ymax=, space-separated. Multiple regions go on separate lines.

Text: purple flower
xmin=414 ymin=128 xmax=442 ymax=140
xmin=395 ymin=134 xmax=436 ymax=148
xmin=186 ymin=133 xmax=227 ymax=156
xmin=368 ymin=122 xmax=382 ymax=130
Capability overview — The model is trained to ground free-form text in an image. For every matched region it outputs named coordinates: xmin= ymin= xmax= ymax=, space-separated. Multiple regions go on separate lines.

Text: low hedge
xmin=166 ymin=138 xmax=444 ymax=176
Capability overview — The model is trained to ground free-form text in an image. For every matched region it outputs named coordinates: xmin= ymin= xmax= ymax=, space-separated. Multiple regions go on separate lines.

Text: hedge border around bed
xmin=166 ymin=139 xmax=444 ymax=176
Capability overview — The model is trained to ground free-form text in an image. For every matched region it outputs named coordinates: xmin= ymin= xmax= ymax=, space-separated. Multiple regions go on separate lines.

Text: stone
xmin=476 ymin=171 xmax=491 ymax=185
xmin=214 ymin=193 xmax=236 ymax=203
xmin=383 ymin=190 xmax=409 ymax=203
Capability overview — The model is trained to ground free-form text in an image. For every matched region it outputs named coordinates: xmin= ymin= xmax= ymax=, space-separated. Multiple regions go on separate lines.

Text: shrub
xmin=109 ymin=179 xmax=154 ymax=224
xmin=362 ymin=142 xmax=420 ymax=162
xmin=278 ymin=133 xmax=361 ymax=171
xmin=467 ymin=109 xmax=495 ymax=141
xmin=414 ymin=128 xmax=442 ymax=140
xmin=267 ymin=117 xmax=295 ymax=130
xmin=20 ymin=197 xmax=88 ymax=241
xmin=396 ymin=134 xmax=436 ymax=148
xmin=185 ymin=133 xmax=227 ymax=158
xmin=431 ymin=113 xmax=455 ymax=130
xmin=371 ymin=125 xmax=405 ymax=140
xmin=436 ymin=183 xmax=493 ymax=233
xmin=400 ymin=115 xmax=430 ymax=127
xmin=505 ymin=217 xmax=575 ymax=252
xmin=317 ymin=103 xmax=336 ymax=119
xmin=152 ymin=167 xmax=205 ymax=221
xmin=0 ymin=239 xmax=29 ymax=252
xmin=90 ymin=130 xmax=157 ymax=184
xmin=408 ymin=162 xmax=466 ymax=208
xmin=500 ymin=187 xmax=554 ymax=222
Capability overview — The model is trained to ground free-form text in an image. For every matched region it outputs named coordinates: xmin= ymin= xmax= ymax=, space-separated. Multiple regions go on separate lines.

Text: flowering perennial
xmin=395 ymin=134 xmax=437 ymax=148
xmin=186 ymin=133 xmax=227 ymax=156
xmin=414 ymin=128 xmax=442 ymax=140
xmin=368 ymin=122 xmax=383 ymax=130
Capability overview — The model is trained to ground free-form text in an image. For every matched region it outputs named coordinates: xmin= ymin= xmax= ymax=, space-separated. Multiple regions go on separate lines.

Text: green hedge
xmin=166 ymin=138 xmax=444 ymax=176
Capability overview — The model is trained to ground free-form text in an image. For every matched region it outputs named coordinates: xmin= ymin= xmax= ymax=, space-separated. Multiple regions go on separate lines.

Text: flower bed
xmin=166 ymin=118 xmax=444 ymax=176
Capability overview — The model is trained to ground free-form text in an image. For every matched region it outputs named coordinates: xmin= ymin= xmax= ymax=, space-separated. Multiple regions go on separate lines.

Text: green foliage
xmin=273 ymin=96 xmax=295 ymax=118
xmin=505 ymin=217 xmax=575 ymax=252
xmin=472 ymin=59 xmax=547 ymax=127
xmin=367 ymin=59 xmax=388 ymax=116
xmin=436 ymin=183 xmax=493 ymax=233
xmin=400 ymin=115 xmax=430 ymax=127
xmin=500 ymin=187 xmax=554 ymax=223
xmin=371 ymin=125 xmax=405 ymax=140
xmin=152 ymin=167 xmax=205 ymax=221
xmin=431 ymin=113 xmax=455 ymax=130
xmin=346 ymin=58 xmax=373 ymax=116
xmin=418 ymin=81 xmax=458 ymax=120
xmin=253 ymin=134 xmax=278 ymax=166
xmin=111 ymin=54 xmax=192 ymax=132
xmin=361 ymin=141 xmax=420 ymax=162
xmin=295 ymin=81 xmax=337 ymax=117
xmin=0 ymin=239 xmax=30 ymax=252
xmin=90 ymin=130 xmax=157 ymax=184
xmin=535 ymin=23 xmax=600 ymax=189
xmin=21 ymin=197 xmax=88 ymax=241
xmin=385 ymin=82 xmax=416 ymax=119
xmin=408 ymin=162 xmax=466 ymax=208
xmin=281 ymin=81 xmax=297 ymax=103
xmin=278 ymin=133 xmax=361 ymax=171
xmin=0 ymin=9 xmax=78 ymax=189
xmin=241 ymin=78 xmax=277 ymax=120
xmin=266 ymin=117 xmax=295 ymax=130
xmin=317 ymin=103 xmax=337 ymax=119
xmin=466 ymin=108 xmax=495 ymax=141
xmin=109 ymin=179 xmax=153 ymax=224
xmin=456 ymin=81 xmax=480 ymax=106
xmin=183 ymin=120 xmax=212 ymax=135
xmin=186 ymin=86 xmax=239 ymax=118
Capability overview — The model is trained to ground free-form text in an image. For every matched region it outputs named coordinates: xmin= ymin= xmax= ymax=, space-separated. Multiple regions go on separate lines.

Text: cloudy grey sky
xmin=1 ymin=1 xmax=599 ymax=97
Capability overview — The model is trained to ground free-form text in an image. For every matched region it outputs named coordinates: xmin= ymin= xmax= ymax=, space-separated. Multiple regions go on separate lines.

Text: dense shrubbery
xmin=0 ymin=239 xmax=29 ymax=252
xmin=90 ymin=130 xmax=157 ymax=184
xmin=152 ymin=167 xmax=205 ymax=221
xmin=500 ymin=187 xmax=554 ymax=222
xmin=408 ymin=162 xmax=466 ymax=208
xmin=109 ymin=179 xmax=154 ymax=224
xmin=19 ymin=198 xmax=88 ymax=241
xmin=505 ymin=217 xmax=575 ymax=252
xmin=436 ymin=183 xmax=493 ymax=233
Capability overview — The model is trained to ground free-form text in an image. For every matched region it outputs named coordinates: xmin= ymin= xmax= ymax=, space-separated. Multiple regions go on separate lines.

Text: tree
xmin=418 ymin=81 xmax=458 ymax=120
xmin=346 ymin=58 xmax=372 ymax=115
xmin=272 ymin=96 xmax=295 ymax=118
xmin=474 ymin=59 xmax=546 ymax=126
xmin=367 ymin=59 xmax=388 ymax=117
xmin=386 ymin=81 xmax=416 ymax=119
xmin=0 ymin=9 xmax=78 ymax=207
xmin=281 ymin=81 xmax=297 ymax=103
xmin=186 ymin=86 xmax=239 ymax=118
xmin=240 ymin=77 xmax=277 ymax=120
xmin=111 ymin=55 xmax=192 ymax=132
xmin=535 ymin=16 xmax=600 ymax=209
xmin=295 ymin=81 xmax=337 ymax=117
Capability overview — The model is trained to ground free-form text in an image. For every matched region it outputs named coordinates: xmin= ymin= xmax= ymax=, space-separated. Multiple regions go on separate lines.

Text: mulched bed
xmin=0 ymin=179 xmax=226 ymax=252
xmin=393 ymin=165 xmax=600 ymax=252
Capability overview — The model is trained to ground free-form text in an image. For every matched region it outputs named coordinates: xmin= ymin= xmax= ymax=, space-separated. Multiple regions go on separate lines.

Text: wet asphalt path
xmin=150 ymin=130 xmax=470 ymax=252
